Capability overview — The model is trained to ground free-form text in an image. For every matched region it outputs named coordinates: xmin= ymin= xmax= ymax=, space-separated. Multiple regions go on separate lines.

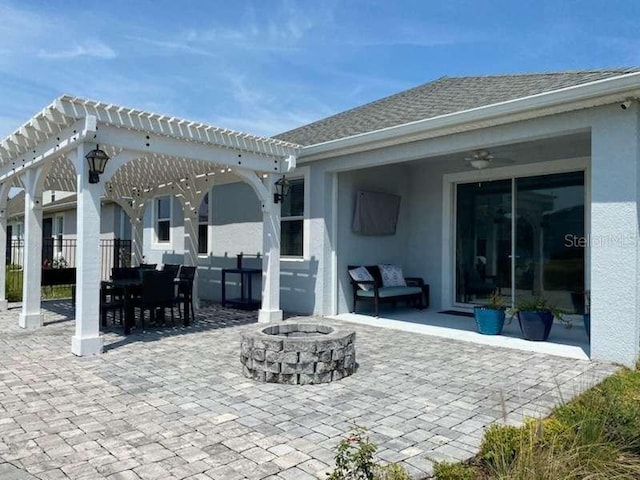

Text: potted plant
xmin=507 ymin=296 xmax=565 ymax=342
xmin=473 ymin=290 xmax=506 ymax=335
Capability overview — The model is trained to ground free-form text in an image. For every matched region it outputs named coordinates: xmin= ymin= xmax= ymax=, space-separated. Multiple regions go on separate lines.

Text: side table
xmin=221 ymin=268 xmax=261 ymax=310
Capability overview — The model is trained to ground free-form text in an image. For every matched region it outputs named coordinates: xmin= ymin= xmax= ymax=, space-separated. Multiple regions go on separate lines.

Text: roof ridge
xmin=444 ymin=67 xmax=640 ymax=80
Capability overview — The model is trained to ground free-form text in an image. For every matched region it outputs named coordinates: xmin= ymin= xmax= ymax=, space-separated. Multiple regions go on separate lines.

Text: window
xmin=155 ymin=196 xmax=171 ymax=243
xmin=281 ymin=178 xmax=304 ymax=257
xmin=54 ymin=215 xmax=64 ymax=254
xmin=198 ymin=193 xmax=209 ymax=255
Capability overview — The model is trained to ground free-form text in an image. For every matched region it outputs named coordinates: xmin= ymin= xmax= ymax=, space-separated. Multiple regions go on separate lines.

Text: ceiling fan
xmin=464 ymin=149 xmax=513 ymax=170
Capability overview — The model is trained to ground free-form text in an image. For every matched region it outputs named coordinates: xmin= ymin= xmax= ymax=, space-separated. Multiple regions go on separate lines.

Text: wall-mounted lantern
xmin=85 ymin=144 xmax=110 ymax=184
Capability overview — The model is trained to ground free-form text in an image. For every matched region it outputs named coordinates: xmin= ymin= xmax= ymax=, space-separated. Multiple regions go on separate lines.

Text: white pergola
xmin=0 ymin=95 xmax=301 ymax=356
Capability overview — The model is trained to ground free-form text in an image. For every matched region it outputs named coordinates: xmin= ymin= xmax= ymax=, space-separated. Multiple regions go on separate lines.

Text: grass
xmin=433 ymin=363 xmax=640 ymax=479
xmin=6 ymin=268 xmax=73 ymax=302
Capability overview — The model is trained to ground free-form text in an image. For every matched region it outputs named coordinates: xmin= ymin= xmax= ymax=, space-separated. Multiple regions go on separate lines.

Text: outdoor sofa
xmin=348 ymin=264 xmax=428 ymax=317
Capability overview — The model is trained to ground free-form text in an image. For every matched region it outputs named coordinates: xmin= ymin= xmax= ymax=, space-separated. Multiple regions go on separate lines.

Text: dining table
xmin=102 ymin=276 xmax=191 ymax=335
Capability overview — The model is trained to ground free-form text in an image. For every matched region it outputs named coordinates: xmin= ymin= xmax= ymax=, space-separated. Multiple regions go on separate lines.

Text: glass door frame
xmin=442 ymin=157 xmax=591 ymax=312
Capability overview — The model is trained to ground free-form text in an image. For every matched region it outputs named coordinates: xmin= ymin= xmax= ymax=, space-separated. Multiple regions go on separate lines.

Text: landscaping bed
xmin=433 ymin=363 xmax=640 ymax=479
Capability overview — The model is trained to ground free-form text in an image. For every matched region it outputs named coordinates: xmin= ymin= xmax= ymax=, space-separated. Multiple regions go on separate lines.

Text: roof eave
xmin=298 ymin=71 xmax=640 ymax=162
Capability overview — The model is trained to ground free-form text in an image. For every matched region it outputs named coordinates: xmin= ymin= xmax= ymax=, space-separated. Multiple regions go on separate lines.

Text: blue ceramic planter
xmin=474 ymin=307 xmax=506 ymax=335
xmin=518 ymin=310 xmax=554 ymax=341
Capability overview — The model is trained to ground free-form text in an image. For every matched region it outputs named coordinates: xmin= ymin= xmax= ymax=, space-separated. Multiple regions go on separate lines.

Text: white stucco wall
xmin=47 ymin=203 xmax=118 ymax=239
xmin=335 ymin=164 xmax=411 ymax=313
xmin=142 ymin=196 xmax=184 ymax=265
xmin=589 ymin=103 xmax=640 ymax=366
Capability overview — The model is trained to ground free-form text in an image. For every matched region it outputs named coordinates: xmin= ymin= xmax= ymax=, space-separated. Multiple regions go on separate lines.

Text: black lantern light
xmin=273 ymin=175 xmax=291 ymax=204
xmin=85 ymin=144 xmax=110 ymax=184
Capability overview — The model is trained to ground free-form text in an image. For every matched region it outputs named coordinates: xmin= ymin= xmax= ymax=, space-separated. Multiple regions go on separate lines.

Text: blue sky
xmin=1 ymin=0 xmax=639 ymax=139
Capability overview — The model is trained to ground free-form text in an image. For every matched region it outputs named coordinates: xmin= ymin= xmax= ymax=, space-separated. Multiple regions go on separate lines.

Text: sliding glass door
xmin=455 ymin=180 xmax=512 ymax=306
xmin=455 ymin=171 xmax=585 ymax=312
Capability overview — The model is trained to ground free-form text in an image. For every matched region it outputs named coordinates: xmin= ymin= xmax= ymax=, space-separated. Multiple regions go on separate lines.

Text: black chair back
xmin=178 ymin=266 xmax=196 ymax=282
xmin=141 ymin=270 xmax=176 ymax=306
xmin=138 ymin=263 xmax=158 ymax=270
xmin=162 ymin=264 xmax=181 ymax=278
xmin=112 ymin=267 xmax=139 ymax=280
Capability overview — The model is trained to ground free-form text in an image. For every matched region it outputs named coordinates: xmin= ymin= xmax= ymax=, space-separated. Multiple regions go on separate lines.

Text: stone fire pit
xmin=240 ymin=321 xmax=356 ymax=384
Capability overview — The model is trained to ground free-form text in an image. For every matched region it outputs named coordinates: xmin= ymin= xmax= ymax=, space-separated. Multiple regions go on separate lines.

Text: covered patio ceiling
xmin=0 ymin=95 xmax=302 ymax=356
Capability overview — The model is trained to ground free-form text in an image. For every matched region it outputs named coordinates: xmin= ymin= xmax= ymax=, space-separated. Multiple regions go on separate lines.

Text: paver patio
xmin=0 ymin=301 xmax=618 ymax=479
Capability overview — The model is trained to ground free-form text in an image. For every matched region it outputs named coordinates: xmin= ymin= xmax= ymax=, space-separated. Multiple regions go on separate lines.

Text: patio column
xmin=131 ymin=208 xmax=144 ymax=266
xmin=0 ymin=189 xmax=8 ymax=310
xmin=183 ymin=205 xmax=200 ymax=308
xmin=590 ymin=105 xmax=640 ymax=367
xmin=72 ymin=143 xmax=103 ymax=356
xmin=259 ymin=174 xmax=282 ymax=323
xmin=19 ymin=168 xmax=44 ymax=328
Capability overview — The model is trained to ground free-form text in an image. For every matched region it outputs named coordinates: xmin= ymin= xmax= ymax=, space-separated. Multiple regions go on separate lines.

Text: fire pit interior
xmin=241 ymin=321 xmax=356 ymax=384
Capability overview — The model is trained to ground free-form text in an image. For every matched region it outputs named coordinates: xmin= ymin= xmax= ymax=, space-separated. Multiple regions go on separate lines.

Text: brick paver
xmin=0 ymin=300 xmax=618 ymax=479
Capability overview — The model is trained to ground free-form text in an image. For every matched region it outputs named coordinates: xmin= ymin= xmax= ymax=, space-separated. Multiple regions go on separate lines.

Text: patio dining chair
xmin=162 ymin=263 xmax=181 ymax=278
xmin=133 ymin=270 xmax=178 ymax=329
xmin=100 ymin=281 xmax=124 ymax=327
xmin=177 ymin=266 xmax=196 ymax=321
xmin=138 ymin=263 xmax=158 ymax=270
xmin=112 ymin=267 xmax=139 ymax=281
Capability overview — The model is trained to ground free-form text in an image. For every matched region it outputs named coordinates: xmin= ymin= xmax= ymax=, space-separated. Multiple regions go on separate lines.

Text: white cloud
xmin=38 ymin=42 xmax=117 ymax=60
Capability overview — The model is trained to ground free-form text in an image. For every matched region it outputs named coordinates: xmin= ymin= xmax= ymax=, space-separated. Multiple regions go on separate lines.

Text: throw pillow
xmin=378 ymin=264 xmax=407 ymax=287
xmin=348 ymin=266 xmax=374 ymax=291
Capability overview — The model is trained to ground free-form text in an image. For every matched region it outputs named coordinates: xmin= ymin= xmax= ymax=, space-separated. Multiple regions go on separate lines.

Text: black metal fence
xmin=5 ymin=238 xmax=132 ymax=299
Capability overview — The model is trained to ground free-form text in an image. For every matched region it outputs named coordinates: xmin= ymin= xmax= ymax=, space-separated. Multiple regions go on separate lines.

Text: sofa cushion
xmin=378 ymin=264 xmax=407 ymax=287
xmin=356 ymin=286 xmax=422 ymax=298
xmin=348 ymin=266 xmax=374 ymax=291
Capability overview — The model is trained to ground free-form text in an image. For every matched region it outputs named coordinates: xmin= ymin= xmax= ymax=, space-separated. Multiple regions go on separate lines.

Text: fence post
xmin=113 ymin=238 xmax=120 ymax=271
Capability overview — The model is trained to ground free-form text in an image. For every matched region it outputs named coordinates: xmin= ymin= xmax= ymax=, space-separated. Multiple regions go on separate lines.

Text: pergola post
xmin=72 ymin=143 xmax=103 ymax=356
xmin=0 ymin=184 xmax=8 ymax=310
xmin=258 ymin=174 xmax=282 ymax=323
xmin=182 ymin=201 xmax=200 ymax=308
xmin=19 ymin=167 xmax=44 ymax=328
xmin=131 ymin=209 xmax=144 ymax=266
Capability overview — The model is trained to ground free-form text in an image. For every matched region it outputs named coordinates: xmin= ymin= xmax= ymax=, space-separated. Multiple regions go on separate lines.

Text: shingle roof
xmin=274 ymin=68 xmax=640 ymax=146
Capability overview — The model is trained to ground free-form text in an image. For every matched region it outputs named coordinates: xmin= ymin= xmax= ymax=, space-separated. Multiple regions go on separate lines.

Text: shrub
xmin=375 ymin=463 xmax=412 ymax=480
xmin=6 ymin=269 xmax=23 ymax=302
xmin=328 ymin=426 xmax=411 ymax=480
xmin=433 ymin=461 xmax=475 ymax=480
xmin=479 ymin=424 xmax=522 ymax=470
xmin=328 ymin=426 xmax=378 ymax=480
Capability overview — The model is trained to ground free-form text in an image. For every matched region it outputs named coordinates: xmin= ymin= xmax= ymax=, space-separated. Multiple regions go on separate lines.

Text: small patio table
xmin=221 ymin=267 xmax=261 ymax=310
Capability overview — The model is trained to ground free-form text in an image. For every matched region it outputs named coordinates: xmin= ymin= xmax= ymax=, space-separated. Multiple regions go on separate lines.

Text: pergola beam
xmin=95 ymin=125 xmax=285 ymax=173
xmin=54 ymin=96 xmax=298 ymax=158
xmin=0 ymin=119 xmax=89 ymax=182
